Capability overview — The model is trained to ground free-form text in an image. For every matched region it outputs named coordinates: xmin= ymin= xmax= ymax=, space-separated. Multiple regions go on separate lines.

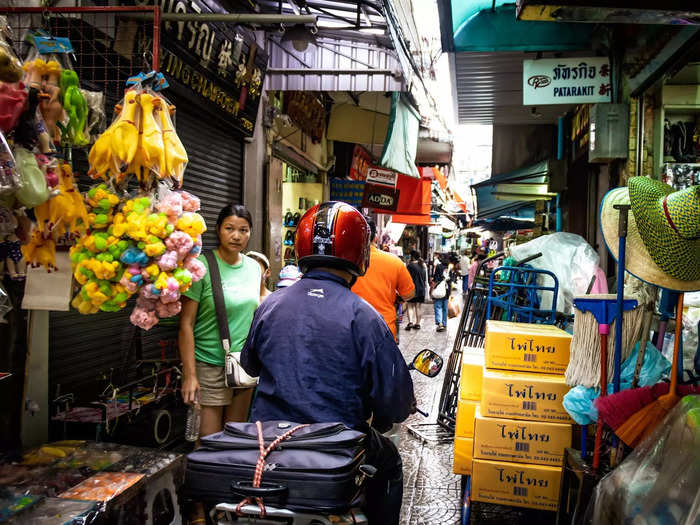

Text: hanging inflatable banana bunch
xmin=87 ymin=75 xmax=188 ymax=185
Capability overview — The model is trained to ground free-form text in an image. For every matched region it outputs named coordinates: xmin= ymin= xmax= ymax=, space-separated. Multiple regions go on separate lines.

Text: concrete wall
xmin=491 ymin=124 xmax=556 ymax=175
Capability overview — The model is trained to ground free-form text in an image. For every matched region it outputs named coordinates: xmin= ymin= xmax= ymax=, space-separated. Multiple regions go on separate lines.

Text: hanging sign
xmin=362 ymin=183 xmax=400 ymax=212
xmin=349 ymin=144 xmax=372 ymax=181
xmin=130 ymin=0 xmax=267 ymax=137
xmin=366 ymin=167 xmax=397 ymax=188
xmin=523 ymin=57 xmax=611 ymax=106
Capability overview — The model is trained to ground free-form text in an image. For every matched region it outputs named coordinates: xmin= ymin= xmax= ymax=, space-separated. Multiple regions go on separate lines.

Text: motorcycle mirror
xmin=410 ymin=349 xmax=443 ymax=377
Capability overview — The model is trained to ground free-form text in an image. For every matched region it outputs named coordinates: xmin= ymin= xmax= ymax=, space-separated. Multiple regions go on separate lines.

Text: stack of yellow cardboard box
xmin=454 ymin=320 xmax=574 ymax=512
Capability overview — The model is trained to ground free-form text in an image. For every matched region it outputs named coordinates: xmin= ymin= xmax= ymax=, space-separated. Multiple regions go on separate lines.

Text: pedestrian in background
xmin=247 ymin=250 xmax=272 ymax=301
xmin=459 ymin=249 xmax=471 ymax=294
xmin=430 ymin=253 xmax=449 ymax=332
xmin=405 ymin=250 xmax=425 ymax=330
xmin=352 ymin=217 xmax=415 ymax=341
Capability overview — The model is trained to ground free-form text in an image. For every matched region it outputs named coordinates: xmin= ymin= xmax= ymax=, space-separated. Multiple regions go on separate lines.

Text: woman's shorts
xmin=195 ymin=360 xmax=232 ymax=406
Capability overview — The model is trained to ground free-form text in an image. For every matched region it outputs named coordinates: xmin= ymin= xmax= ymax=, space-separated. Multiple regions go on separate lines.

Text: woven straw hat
xmin=628 ymin=176 xmax=700 ymax=281
xmin=600 ymin=185 xmax=700 ymax=292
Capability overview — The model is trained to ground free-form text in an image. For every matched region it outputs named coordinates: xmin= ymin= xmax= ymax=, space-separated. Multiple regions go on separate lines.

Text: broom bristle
xmin=595 ymin=386 xmax=655 ymax=430
xmin=616 ymin=393 xmax=681 ymax=447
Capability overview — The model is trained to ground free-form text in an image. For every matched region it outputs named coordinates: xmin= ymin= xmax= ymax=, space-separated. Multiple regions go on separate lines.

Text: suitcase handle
xmin=231 ymin=480 xmax=288 ymax=499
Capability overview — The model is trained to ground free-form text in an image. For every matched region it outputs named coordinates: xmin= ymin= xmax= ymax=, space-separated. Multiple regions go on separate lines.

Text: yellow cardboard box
xmin=453 ymin=437 xmax=473 ymax=475
xmin=459 ymin=352 xmax=485 ymax=401
xmin=455 ymin=399 xmax=479 ymax=438
xmin=471 ymin=459 xmax=562 ymax=511
xmin=481 ymin=368 xmax=573 ymax=423
xmin=473 ymin=408 xmax=572 ymax=466
xmin=484 ymin=320 xmax=572 ymax=374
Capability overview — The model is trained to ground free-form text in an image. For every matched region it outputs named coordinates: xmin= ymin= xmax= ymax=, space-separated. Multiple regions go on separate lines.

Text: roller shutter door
xmin=49 ymin=95 xmax=245 ymax=399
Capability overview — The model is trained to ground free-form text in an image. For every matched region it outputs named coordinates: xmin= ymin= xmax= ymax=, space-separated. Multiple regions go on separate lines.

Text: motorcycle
xmin=208 ymin=349 xmax=444 ymax=525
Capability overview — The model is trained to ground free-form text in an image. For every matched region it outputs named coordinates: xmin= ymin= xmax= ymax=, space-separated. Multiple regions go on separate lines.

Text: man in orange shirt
xmin=352 ymin=218 xmax=415 ymax=340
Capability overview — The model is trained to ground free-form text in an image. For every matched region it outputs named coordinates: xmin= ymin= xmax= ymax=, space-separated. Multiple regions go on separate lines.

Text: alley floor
xmin=397 ymin=301 xmax=462 ymax=525
xmin=396 ymin=300 xmax=560 ymax=525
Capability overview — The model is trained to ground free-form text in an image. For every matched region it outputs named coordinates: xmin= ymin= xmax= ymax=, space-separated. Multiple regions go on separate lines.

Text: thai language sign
xmin=523 ymin=57 xmax=610 ymax=106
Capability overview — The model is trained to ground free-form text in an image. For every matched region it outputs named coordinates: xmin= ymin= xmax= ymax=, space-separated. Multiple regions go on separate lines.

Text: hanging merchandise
xmin=0 ymin=17 xmax=22 ymax=83
xmin=87 ymin=73 xmax=187 ymax=186
xmin=0 ymin=130 xmax=19 ymax=194
xmin=14 ymin=146 xmax=49 ymax=208
xmin=69 ymin=185 xmax=206 ymax=329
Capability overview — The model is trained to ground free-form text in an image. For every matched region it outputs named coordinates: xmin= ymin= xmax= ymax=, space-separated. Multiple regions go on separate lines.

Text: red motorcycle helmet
xmin=295 ymin=202 xmax=371 ymax=276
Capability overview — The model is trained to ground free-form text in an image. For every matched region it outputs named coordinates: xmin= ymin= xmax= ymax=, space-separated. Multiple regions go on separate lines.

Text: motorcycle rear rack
xmin=213 ymin=503 xmax=367 ymax=525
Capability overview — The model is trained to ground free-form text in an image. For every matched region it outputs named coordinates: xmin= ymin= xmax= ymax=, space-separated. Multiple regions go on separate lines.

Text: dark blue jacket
xmin=241 ymin=269 xmax=415 ymax=432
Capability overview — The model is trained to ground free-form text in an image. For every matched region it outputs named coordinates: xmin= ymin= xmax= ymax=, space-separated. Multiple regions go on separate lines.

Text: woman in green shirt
xmin=179 ymin=204 xmax=261 ymax=439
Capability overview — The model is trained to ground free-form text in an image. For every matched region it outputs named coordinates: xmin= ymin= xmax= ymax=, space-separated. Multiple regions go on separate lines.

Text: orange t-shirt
xmin=351 ymin=246 xmax=415 ymax=338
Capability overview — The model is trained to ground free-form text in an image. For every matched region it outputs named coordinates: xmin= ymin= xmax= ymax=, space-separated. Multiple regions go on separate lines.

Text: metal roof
xmin=257 ymin=1 xmax=391 ymax=42
xmin=451 ymin=51 xmax=579 ymax=125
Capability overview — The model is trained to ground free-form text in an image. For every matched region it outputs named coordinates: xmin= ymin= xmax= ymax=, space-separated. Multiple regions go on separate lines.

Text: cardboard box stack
xmin=452 ymin=349 xmax=484 ymax=476
xmin=463 ymin=321 xmax=574 ymax=512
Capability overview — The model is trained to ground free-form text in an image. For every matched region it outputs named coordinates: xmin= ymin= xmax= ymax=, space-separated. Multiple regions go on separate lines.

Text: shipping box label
xmin=453 ymin=437 xmax=473 ymax=475
xmin=484 ymin=320 xmax=571 ymax=374
xmin=455 ymin=399 xmax=479 ymax=438
xmin=459 ymin=352 xmax=484 ymax=401
xmin=473 ymin=408 xmax=572 ymax=466
xmin=481 ymin=368 xmax=573 ymax=423
xmin=471 ymin=459 xmax=562 ymax=511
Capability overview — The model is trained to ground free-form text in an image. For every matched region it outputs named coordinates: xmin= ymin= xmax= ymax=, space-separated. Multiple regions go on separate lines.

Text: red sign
xmin=349 ymin=144 xmax=372 ymax=181
xmin=362 ymin=183 xmax=400 ymax=212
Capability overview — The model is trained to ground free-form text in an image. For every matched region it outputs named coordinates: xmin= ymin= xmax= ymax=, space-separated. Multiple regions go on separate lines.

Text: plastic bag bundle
xmin=586 ymin=395 xmax=700 ymax=525
xmin=509 ymin=232 xmax=600 ymax=314
xmin=88 ymin=85 xmax=187 ymax=185
xmin=0 ymin=130 xmax=19 ymax=194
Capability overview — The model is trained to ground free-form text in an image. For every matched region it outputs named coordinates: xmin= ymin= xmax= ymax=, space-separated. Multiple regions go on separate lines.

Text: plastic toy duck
xmin=110 ymin=90 xmax=140 ymax=172
xmin=139 ymin=93 xmax=165 ymax=177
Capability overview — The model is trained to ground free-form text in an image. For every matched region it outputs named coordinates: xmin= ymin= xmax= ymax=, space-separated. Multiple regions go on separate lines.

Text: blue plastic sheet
xmin=563 ymin=341 xmax=671 ymax=424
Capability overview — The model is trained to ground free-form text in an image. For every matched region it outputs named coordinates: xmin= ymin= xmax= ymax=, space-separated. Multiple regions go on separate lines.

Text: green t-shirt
xmin=184 ymin=252 xmax=261 ymax=366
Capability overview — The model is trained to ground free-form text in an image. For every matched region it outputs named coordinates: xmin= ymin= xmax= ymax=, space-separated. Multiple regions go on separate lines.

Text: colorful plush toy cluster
xmin=69 ymin=185 xmax=207 ymax=329
xmin=88 ymin=88 xmax=188 ymax=185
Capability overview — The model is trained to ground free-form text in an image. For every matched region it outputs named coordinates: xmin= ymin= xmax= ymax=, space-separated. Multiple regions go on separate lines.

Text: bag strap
xmin=204 ymin=250 xmax=231 ymax=353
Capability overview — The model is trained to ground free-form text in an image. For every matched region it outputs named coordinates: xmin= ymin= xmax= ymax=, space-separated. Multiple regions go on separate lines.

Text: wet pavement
xmin=397 ymin=301 xmax=462 ymax=525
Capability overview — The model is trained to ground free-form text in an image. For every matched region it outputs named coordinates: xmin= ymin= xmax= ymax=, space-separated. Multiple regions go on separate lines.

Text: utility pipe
xmin=128 ymin=13 xmax=317 ymax=24
xmin=267 ymin=67 xmax=401 ymax=77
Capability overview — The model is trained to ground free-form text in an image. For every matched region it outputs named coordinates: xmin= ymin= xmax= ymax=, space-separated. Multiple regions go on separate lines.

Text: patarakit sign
xmin=523 ymin=57 xmax=610 ymax=106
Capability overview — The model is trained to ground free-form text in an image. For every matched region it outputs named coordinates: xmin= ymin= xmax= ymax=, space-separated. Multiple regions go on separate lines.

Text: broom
xmin=616 ymin=293 xmax=685 ymax=448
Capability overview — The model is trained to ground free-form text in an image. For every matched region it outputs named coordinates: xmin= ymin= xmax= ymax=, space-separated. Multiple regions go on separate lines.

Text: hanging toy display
xmin=0 ymin=17 xmax=22 ymax=83
xmin=59 ymin=69 xmax=88 ymax=146
xmin=87 ymin=72 xmax=188 ymax=186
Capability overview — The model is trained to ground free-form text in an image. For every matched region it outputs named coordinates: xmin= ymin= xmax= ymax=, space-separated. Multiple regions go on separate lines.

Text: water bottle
xmin=185 ymin=403 xmax=201 ymax=442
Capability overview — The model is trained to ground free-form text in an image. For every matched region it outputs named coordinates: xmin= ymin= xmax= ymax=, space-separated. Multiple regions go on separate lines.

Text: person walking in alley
xmin=430 ymin=253 xmax=450 ymax=332
xmin=405 ymin=250 xmax=426 ymax=330
xmin=246 ymin=250 xmax=272 ymax=301
xmin=351 ymin=217 xmax=415 ymax=341
xmin=459 ymin=249 xmax=471 ymax=294
xmin=241 ymin=202 xmax=415 ymax=525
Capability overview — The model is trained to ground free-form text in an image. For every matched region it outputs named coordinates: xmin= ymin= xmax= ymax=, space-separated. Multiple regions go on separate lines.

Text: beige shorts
xmin=195 ymin=360 xmax=233 ymax=406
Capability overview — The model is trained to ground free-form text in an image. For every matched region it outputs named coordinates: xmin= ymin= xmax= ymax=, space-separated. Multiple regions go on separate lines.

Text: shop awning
xmin=439 ymin=1 xmax=593 ymax=53
xmin=391 ymin=213 xmax=432 ymax=226
xmin=471 ymin=160 xmax=549 ymax=220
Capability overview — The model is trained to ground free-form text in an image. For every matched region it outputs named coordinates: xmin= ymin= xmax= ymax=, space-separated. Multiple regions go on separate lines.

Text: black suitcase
xmin=185 ymin=421 xmax=366 ymax=512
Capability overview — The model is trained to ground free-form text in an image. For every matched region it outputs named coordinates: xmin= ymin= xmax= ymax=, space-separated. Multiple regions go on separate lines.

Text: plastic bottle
xmin=185 ymin=402 xmax=201 ymax=442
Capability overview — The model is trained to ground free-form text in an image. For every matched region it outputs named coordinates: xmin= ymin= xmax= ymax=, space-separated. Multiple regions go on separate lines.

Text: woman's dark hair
xmin=410 ymin=250 xmax=421 ymax=261
xmin=216 ymin=204 xmax=253 ymax=230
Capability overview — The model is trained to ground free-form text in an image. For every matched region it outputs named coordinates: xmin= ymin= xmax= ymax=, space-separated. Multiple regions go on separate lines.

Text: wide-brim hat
xmin=628 ymin=176 xmax=700 ymax=282
xmin=600 ymin=186 xmax=700 ymax=292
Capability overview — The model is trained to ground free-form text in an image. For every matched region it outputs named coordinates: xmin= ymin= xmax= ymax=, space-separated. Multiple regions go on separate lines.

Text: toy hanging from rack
xmin=88 ymin=72 xmax=188 ymax=187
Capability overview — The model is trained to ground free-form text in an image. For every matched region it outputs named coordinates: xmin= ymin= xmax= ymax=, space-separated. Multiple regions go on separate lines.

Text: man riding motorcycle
xmin=240 ymin=202 xmax=416 ymax=525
